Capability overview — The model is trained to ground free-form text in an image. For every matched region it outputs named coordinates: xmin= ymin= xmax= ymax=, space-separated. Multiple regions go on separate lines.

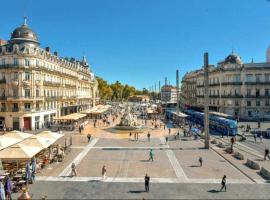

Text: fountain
xmin=114 ymin=106 xmax=143 ymax=131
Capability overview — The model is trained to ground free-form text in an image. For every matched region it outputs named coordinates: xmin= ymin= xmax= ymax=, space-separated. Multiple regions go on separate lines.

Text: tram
xmin=184 ymin=110 xmax=238 ymax=136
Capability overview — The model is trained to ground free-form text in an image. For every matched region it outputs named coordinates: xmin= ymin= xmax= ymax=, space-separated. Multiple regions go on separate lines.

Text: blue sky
xmin=1 ymin=0 xmax=270 ymax=89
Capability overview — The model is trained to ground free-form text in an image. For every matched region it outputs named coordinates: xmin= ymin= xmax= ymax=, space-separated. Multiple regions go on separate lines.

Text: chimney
xmin=54 ymin=51 xmax=58 ymax=56
xmin=45 ymin=47 xmax=50 ymax=52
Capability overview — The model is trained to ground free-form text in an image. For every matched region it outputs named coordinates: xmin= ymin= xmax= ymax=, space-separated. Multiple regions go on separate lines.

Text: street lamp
xmin=204 ymin=52 xmax=210 ymax=149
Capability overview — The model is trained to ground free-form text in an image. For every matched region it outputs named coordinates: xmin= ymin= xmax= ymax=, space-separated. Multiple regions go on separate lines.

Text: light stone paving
xmin=36 ymin=176 xmax=253 ymax=184
xmin=160 ymin=137 xmax=188 ymax=181
xmin=59 ymin=138 xmax=99 ymax=177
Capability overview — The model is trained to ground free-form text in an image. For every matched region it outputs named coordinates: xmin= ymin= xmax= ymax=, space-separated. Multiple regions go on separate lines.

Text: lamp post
xmin=204 ymin=52 xmax=210 ymax=149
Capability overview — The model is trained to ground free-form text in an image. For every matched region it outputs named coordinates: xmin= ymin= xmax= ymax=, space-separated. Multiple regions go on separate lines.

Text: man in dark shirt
xmin=144 ymin=174 xmax=150 ymax=192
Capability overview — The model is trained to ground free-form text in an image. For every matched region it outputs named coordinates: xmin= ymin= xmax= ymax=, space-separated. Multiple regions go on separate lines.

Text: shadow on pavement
xmin=207 ymin=189 xmax=221 ymax=193
xmin=189 ymin=165 xmax=200 ymax=167
xmin=128 ymin=190 xmax=146 ymax=194
xmin=140 ymin=159 xmax=150 ymax=162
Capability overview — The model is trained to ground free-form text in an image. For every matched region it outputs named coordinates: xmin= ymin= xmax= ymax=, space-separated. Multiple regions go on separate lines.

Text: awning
xmin=54 ymin=113 xmax=86 ymax=121
xmin=0 ymin=131 xmax=33 ymax=150
xmin=81 ymin=105 xmax=111 ymax=115
xmin=0 ymin=144 xmax=43 ymax=161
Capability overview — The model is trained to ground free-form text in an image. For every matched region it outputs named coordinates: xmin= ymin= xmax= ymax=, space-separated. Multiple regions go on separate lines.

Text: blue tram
xmin=184 ymin=110 xmax=238 ymax=136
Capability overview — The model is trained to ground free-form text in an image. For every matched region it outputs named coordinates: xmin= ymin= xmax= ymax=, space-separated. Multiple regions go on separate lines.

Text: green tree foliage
xmin=96 ymin=77 xmax=158 ymax=101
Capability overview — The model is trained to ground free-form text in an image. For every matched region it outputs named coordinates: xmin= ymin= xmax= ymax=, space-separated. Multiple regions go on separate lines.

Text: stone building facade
xmin=181 ymin=50 xmax=270 ymax=121
xmin=0 ymin=19 xmax=99 ymax=130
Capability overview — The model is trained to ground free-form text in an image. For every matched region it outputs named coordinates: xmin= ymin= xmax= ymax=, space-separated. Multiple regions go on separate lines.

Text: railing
xmin=43 ymin=81 xmax=61 ymax=87
xmin=12 ymin=107 xmax=19 ymax=112
xmin=0 ymin=96 xmax=7 ymax=100
xmin=0 ymin=79 xmax=6 ymax=84
xmin=0 ymin=108 xmax=6 ymax=112
xmin=221 ymin=82 xmax=242 ymax=86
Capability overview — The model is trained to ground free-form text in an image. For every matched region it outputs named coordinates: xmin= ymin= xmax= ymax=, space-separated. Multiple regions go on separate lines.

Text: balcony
xmin=0 ymin=96 xmax=7 ymax=100
xmin=197 ymin=84 xmax=204 ymax=88
xmin=43 ymin=81 xmax=61 ymax=87
xmin=221 ymin=94 xmax=243 ymax=98
xmin=65 ymin=84 xmax=77 ymax=89
xmin=221 ymin=82 xmax=242 ymax=86
xmin=0 ymin=108 xmax=6 ymax=112
xmin=12 ymin=107 xmax=19 ymax=112
xmin=7 ymin=96 xmax=44 ymax=101
xmin=0 ymin=79 xmax=6 ymax=84
xmin=209 ymin=83 xmax=220 ymax=86
xmin=24 ymin=108 xmax=31 ymax=112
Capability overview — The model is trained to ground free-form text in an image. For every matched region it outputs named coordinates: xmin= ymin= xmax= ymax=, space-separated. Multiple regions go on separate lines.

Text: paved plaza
xmin=14 ymin=120 xmax=270 ymax=199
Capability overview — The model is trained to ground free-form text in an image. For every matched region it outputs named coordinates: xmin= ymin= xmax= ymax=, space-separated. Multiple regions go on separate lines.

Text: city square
xmin=0 ymin=0 xmax=270 ymax=199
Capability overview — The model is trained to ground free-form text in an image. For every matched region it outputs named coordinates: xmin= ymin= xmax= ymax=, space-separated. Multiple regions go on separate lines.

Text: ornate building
xmin=181 ymin=50 xmax=270 ymax=121
xmin=0 ymin=19 xmax=99 ymax=130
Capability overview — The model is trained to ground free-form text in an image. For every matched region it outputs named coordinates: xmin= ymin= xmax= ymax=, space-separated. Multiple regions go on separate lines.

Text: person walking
xmin=87 ymin=133 xmax=91 ymax=143
xmin=165 ymin=136 xmax=168 ymax=145
xmin=147 ymin=132 xmax=151 ymax=142
xmin=149 ymin=149 xmax=154 ymax=162
xmin=0 ymin=180 xmax=5 ymax=200
xmin=260 ymin=134 xmax=263 ymax=143
xmin=144 ymin=174 xmax=150 ymax=192
xmin=102 ymin=165 xmax=107 ymax=179
xmin=253 ymin=134 xmax=257 ymax=143
xmin=71 ymin=163 xmax=77 ymax=177
xmin=168 ymin=128 xmax=171 ymax=136
xmin=198 ymin=157 xmax=203 ymax=167
xmin=220 ymin=175 xmax=227 ymax=192
xmin=4 ymin=175 xmax=12 ymax=200
xmin=264 ymin=148 xmax=269 ymax=160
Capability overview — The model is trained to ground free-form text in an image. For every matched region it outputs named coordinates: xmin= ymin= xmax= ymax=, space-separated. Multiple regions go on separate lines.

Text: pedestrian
xmin=87 ymin=133 xmax=91 ymax=143
xmin=144 ymin=174 xmax=150 ymax=192
xmin=129 ymin=132 xmax=132 ymax=140
xmin=102 ymin=165 xmax=107 ymax=179
xmin=0 ymin=180 xmax=5 ymax=200
xmin=253 ymin=134 xmax=257 ymax=143
xmin=169 ymin=128 xmax=171 ymax=136
xmin=137 ymin=133 xmax=139 ymax=141
xmin=4 ymin=175 xmax=12 ymax=200
xmin=79 ymin=126 xmax=81 ymax=134
xmin=260 ymin=134 xmax=263 ymax=143
xmin=165 ymin=136 xmax=168 ymax=145
xmin=221 ymin=131 xmax=224 ymax=138
xmin=198 ymin=157 xmax=203 ymax=167
xmin=71 ymin=163 xmax=77 ymax=177
xmin=149 ymin=149 xmax=154 ymax=162
xmin=230 ymin=137 xmax=234 ymax=152
xmin=147 ymin=132 xmax=151 ymax=142
xmin=264 ymin=148 xmax=269 ymax=160
xmin=220 ymin=175 xmax=227 ymax=192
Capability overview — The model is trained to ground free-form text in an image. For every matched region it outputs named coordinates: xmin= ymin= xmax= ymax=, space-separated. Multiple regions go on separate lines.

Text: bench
xmin=246 ymin=159 xmax=260 ymax=170
xmin=217 ymin=142 xmax=225 ymax=148
xmin=234 ymin=151 xmax=244 ymax=160
xmin=260 ymin=167 xmax=270 ymax=180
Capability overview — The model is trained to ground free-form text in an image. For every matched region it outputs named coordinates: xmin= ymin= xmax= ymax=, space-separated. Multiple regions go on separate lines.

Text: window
xmin=256 ymin=101 xmax=260 ymax=106
xmin=246 ymin=74 xmax=252 ymax=82
xmin=24 ymin=72 xmax=30 ymax=80
xmin=36 ymin=90 xmax=40 ymax=97
xmin=13 ymin=72 xmax=18 ymax=80
xmin=36 ymin=103 xmax=40 ymax=111
xmin=247 ymin=101 xmax=251 ymax=106
xmin=24 ymin=103 xmax=31 ymax=111
xmin=235 ymin=100 xmax=239 ymax=106
xmin=266 ymin=100 xmax=270 ymax=106
xmin=25 ymin=59 xmax=30 ymax=66
xmin=247 ymin=89 xmax=252 ymax=96
xmin=265 ymin=74 xmax=270 ymax=82
xmin=24 ymin=89 xmax=30 ymax=97
xmin=248 ymin=111 xmax=252 ymax=117
xmin=13 ymin=89 xmax=18 ymax=97
xmin=234 ymin=75 xmax=241 ymax=82
xmin=1 ymin=58 xmax=5 ymax=66
xmin=36 ymin=60 xmax=39 ymax=67
xmin=13 ymin=58 xmax=18 ymax=66
xmin=12 ymin=103 xmax=19 ymax=112
xmin=255 ymin=74 xmax=261 ymax=82
xmin=256 ymin=89 xmax=260 ymax=97
xmin=265 ymin=89 xmax=269 ymax=96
